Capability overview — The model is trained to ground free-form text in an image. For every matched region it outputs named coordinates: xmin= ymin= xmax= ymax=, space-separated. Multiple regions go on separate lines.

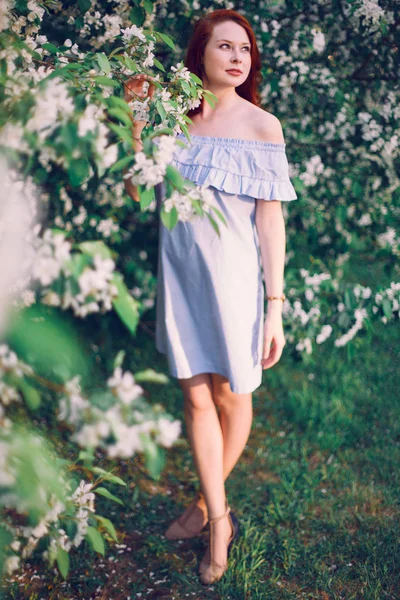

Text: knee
xmin=213 ymin=390 xmax=234 ymax=411
xmin=214 ymin=390 xmax=252 ymax=412
xmin=180 ymin=375 xmax=215 ymax=414
xmin=184 ymin=390 xmax=214 ymax=414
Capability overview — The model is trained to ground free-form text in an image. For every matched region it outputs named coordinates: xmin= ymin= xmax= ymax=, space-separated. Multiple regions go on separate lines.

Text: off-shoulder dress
xmin=154 ymin=133 xmax=297 ymax=394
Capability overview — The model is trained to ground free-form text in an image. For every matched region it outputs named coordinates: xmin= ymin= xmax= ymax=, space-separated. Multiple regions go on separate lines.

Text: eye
xmin=219 ymin=43 xmax=251 ymax=51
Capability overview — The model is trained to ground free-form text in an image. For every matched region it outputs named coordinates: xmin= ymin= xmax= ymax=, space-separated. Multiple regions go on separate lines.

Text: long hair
xmin=184 ymin=9 xmax=263 ymax=120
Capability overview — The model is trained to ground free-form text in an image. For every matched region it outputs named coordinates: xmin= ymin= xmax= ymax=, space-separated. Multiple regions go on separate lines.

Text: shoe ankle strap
xmin=208 ymin=506 xmax=231 ymax=524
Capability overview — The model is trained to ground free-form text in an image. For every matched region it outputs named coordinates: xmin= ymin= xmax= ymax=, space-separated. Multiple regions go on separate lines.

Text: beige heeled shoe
xmin=164 ymin=490 xmax=208 ymax=540
xmin=199 ymin=504 xmax=239 ymax=585
xmin=199 ymin=497 xmax=229 ymax=575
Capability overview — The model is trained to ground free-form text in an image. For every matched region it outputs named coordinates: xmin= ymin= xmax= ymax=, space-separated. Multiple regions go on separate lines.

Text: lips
xmin=226 ymin=69 xmax=242 ymax=75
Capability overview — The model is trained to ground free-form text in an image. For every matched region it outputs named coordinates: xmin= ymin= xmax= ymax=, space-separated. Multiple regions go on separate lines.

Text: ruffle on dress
xmin=171 ymin=133 xmax=298 ymax=201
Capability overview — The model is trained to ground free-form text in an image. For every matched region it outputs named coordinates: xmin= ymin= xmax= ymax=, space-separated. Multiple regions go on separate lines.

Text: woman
xmin=124 ymin=9 xmax=297 ymax=586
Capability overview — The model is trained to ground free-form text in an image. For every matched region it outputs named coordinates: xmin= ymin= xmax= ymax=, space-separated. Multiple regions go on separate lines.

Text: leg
xmin=211 ymin=373 xmax=253 ymax=482
xmin=179 ymin=373 xmax=226 ymax=519
xmin=198 ymin=374 xmax=252 ymax=577
xmin=179 ymin=373 xmax=234 ymax=573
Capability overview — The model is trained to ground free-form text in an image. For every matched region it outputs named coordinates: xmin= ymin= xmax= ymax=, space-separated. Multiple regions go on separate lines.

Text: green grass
xmin=1 ymin=309 xmax=399 ymax=599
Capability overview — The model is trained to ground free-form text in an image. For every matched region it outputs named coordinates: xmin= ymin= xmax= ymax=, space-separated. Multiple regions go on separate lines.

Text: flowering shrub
xmin=0 ymin=339 xmax=181 ymax=578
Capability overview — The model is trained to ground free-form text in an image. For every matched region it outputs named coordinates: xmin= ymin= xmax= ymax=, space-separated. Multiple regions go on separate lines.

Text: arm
xmin=255 ymin=114 xmax=287 ymax=369
xmin=255 ymin=199 xmax=286 ymax=313
xmin=123 ymin=75 xmax=154 ymax=202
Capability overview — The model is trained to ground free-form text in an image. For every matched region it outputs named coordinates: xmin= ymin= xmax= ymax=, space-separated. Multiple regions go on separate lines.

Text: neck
xmin=199 ymin=83 xmax=241 ymax=120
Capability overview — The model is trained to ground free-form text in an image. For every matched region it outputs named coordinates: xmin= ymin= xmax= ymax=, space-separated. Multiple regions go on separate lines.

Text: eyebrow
xmin=216 ymin=39 xmax=251 ymax=45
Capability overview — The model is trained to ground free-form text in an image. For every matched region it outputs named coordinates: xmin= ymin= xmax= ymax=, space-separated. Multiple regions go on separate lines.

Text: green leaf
xmin=165 ymin=164 xmax=185 ymax=192
xmin=77 ymin=240 xmax=113 ymax=260
xmin=181 ymin=81 xmax=191 ymax=95
xmin=134 ymin=368 xmax=169 ymax=384
xmin=153 ymin=58 xmax=165 ymax=72
xmin=351 ymin=180 xmax=363 ymax=198
xmin=108 ymin=122 xmax=133 ymax=144
xmin=179 ymin=123 xmax=191 ymax=140
xmin=160 ymin=205 xmax=178 ymax=230
xmin=5 ymin=304 xmax=89 ymax=383
xmin=95 ymin=516 xmax=118 ymax=542
xmin=77 ymin=448 xmax=95 ymax=463
xmin=91 ymin=466 xmax=127 ymax=486
xmin=202 ymin=88 xmax=218 ymax=98
xmin=203 ymin=94 xmax=216 ymax=109
xmin=142 ymin=437 xmax=165 ymax=480
xmin=111 ymin=272 xmax=140 ymax=335
xmin=292 ymin=176 xmax=305 ymax=193
xmin=64 ymin=253 xmax=92 ymax=278
xmin=42 ymin=42 xmax=60 ymax=55
xmin=129 ymin=6 xmax=145 ymax=26
xmin=157 ymin=32 xmax=175 ymax=50
xmin=18 ymin=377 xmax=41 ymax=410
xmin=94 ymin=487 xmax=124 ymax=506
xmin=209 ymin=205 xmax=227 ymax=227
xmin=109 ymin=155 xmax=135 ymax=173
xmin=382 ymin=299 xmax=392 ymax=320
xmin=107 ymin=96 xmax=133 ymax=113
xmin=207 ymin=212 xmax=221 ymax=236
xmin=60 ymin=63 xmax=84 ymax=71
xmin=143 ymin=0 xmax=154 ymax=14
xmin=93 ymin=76 xmax=119 ymax=87
xmin=189 ymin=199 xmax=202 ymax=216
xmin=189 ymin=72 xmax=203 ymax=85
xmin=78 ymin=0 xmax=91 ymax=11
xmin=344 ymin=288 xmax=355 ymax=310
xmin=107 ymin=107 xmax=132 ymax=127
xmin=109 ymin=46 xmax=126 ymax=59
xmin=138 ymin=184 xmax=155 ymax=210
xmin=181 ymin=114 xmax=194 ymax=124
xmin=97 ymin=53 xmax=111 ymax=74
xmin=113 ymin=349 xmax=126 ymax=369
xmin=149 ymin=128 xmax=175 ymax=139
xmin=120 ymin=55 xmax=137 ymax=72
xmin=60 ymin=121 xmax=78 ymax=150
xmin=67 ymin=157 xmax=90 ymax=187
xmin=57 ymin=547 xmax=70 ymax=579
xmin=155 ymin=100 xmax=167 ymax=121
xmin=86 ymin=526 xmax=105 ymax=555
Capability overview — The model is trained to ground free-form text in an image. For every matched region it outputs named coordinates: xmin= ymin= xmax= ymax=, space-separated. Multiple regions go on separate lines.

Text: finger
xmin=262 ymin=345 xmax=284 ymax=369
xmin=262 ymin=337 xmax=273 ymax=362
xmin=262 ymin=339 xmax=277 ymax=360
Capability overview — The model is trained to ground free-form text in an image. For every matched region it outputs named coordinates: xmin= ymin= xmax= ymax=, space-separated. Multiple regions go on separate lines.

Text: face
xmin=202 ymin=20 xmax=252 ymax=88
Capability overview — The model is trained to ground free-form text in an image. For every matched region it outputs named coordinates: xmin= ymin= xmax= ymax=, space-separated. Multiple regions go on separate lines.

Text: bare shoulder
xmin=245 ymin=103 xmax=285 ymax=144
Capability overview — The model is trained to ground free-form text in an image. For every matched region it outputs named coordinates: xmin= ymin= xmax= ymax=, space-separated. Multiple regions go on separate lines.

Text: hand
xmin=260 ymin=309 xmax=286 ymax=369
xmin=123 ymin=74 xmax=157 ymax=132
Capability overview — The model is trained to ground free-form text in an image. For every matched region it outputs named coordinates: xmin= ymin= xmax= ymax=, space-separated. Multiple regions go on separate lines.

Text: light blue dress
xmin=155 ymin=133 xmax=298 ymax=394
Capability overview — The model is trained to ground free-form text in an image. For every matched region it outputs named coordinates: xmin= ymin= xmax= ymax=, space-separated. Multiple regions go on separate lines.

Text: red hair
xmin=184 ymin=9 xmax=263 ymax=120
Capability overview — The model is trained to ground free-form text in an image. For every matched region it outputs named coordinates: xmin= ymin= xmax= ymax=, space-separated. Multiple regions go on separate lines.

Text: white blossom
xmin=107 ymin=367 xmax=144 ymax=405
xmin=311 ymin=28 xmax=326 ymax=53
xmin=71 ymin=480 xmax=95 ymax=512
xmin=5 ymin=555 xmax=20 ymax=575
xmin=121 ymin=24 xmax=146 ymax=42
xmin=26 ymin=78 xmax=75 ymax=143
xmin=316 ymin=324 xmax=333 ymax=344
xmin=156 ymin=418 xmax=181 ymax=448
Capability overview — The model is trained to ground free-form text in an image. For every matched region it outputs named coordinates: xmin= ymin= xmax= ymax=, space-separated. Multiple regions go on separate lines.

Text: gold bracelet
xmin=267 ymin=294 xmax=286 ymax=301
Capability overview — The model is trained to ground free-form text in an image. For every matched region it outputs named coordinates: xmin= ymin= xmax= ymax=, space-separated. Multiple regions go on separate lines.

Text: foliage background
xmin=0 ymin=0 xmax=399 ymax=597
